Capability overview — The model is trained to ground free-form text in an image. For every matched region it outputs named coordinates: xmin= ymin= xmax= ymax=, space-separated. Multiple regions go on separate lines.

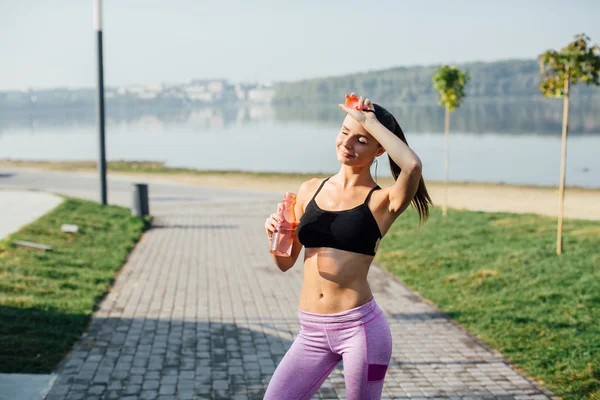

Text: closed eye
xmin=341 ymin=131 xmax=368 ymax=144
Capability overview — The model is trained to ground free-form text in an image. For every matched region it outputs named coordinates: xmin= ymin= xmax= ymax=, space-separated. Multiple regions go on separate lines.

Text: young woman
xmin=263 ymin=94 xmax=432 ymax=400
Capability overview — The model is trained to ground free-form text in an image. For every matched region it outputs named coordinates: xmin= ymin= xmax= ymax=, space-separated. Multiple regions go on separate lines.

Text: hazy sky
xmin=1 ymin=0 xmax=599 ymax=91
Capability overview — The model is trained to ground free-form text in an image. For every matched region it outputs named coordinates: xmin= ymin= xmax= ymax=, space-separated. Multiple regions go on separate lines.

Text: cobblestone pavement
xmin=44 ymin=189 xmax=557 ymax=400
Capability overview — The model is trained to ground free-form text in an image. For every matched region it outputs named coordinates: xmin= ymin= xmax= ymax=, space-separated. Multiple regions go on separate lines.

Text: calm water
xmin=1 ymin=100 xmax=599 ymax=188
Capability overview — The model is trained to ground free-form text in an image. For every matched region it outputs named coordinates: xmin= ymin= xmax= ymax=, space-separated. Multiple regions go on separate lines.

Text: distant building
xmin=208 ymin=81 xmax=224 ymax=93
xmin=234 ymin=83 xmax=246 ymax=101
xmin=146 ymin=83 xmax=163 ymax=93
xmin=247 ymin=84 xmax=274 ymax=103
xmin=0 ymin=78 xmax=275 ymax=108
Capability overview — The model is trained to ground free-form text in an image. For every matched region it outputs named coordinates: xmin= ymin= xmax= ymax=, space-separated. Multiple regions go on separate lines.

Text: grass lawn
xmin=376 ymin=207 xmax=600 ymax=400
xmin=0 ymin=197 xmax=148 ymax=373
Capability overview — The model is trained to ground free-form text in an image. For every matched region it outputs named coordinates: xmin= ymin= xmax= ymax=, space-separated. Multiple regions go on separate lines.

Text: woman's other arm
xmin=266 ymin=179 xmax=314 ymax=272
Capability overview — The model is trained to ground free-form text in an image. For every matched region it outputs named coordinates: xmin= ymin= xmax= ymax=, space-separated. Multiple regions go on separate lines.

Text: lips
xmin=341 ymin=150 xmax=354 ymax=159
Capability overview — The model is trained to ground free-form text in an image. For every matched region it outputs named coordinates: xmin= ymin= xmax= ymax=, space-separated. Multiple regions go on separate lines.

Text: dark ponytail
xmin=373 ymin=104 xmax=433 ymax=223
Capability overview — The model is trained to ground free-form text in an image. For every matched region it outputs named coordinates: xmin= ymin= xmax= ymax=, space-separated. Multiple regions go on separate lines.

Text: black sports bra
xmin=296 ymin=177 xmax=382 ymax=256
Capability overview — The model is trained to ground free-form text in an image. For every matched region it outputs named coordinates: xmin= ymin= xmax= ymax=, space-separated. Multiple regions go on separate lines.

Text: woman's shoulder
xmin=298 ymin=177 xmax=323 ymax=194
xmin=296 ymin=177 xmax=326 ymax=202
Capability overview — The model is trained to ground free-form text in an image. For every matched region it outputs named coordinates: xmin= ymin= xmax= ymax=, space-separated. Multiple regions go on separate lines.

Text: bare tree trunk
xmin=443 ymin=105 xmax=450 ymax=217
xmin=557 ymin=72 xmax=570 ymax=255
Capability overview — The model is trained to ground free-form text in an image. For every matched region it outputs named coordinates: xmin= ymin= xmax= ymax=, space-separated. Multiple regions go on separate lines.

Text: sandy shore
xmin=1 ymin=160 xmax=599 ymax=221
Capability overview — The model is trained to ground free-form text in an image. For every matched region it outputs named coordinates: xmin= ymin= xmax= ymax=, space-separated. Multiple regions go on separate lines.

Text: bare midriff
xmin=298 ymin=247 xmax=375 ymax=314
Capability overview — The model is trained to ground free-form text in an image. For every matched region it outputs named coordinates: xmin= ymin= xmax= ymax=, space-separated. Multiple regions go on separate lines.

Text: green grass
xmin=376 ymin=207 xmax=600 ymax=400
xmin=0 ymin=197 xmax=148 ymax=373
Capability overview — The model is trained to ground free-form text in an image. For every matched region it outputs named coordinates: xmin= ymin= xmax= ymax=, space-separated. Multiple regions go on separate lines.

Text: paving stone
xmin=141 ymin=379 xmax=159 ymax=390
xmin=139 ymin=389 xmax=159 ymax=399
xmin=87 ymin=384 xmax=106 ymax=395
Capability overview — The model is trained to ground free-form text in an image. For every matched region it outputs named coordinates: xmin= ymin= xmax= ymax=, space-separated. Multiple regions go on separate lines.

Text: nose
xmin=342 ymin=136 xmax=353 ymax=149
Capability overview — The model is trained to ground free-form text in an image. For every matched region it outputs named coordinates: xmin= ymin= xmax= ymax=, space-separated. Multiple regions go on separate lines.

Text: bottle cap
xmin=283 ymin=192 xmax=297 ymax=201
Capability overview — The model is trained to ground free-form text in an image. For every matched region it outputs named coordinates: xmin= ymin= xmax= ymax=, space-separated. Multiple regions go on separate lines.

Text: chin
xmin=338 ymin=157 xmax=358 ymax=166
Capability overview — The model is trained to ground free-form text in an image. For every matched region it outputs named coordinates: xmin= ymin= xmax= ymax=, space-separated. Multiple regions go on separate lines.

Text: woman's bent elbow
xmin=408 ymin=159 xmax=422 ymax=175
xmin=279 ymin=264 xmax=294 ymax=273
xmin=272 ymin=256 xmax=295 ymax=272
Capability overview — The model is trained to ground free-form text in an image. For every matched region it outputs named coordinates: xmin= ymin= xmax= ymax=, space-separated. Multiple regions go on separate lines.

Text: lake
xmin=1 ymin=99 xmax=599 ymax=188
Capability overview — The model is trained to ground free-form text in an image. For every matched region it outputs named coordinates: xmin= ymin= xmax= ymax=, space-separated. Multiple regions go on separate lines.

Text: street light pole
xmin=94 ymin=0 xmax=107 ymax=205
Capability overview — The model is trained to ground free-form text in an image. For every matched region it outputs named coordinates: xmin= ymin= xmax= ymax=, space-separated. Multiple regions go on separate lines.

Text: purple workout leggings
xmin=264 ymin=297 xmax=392 ymax=400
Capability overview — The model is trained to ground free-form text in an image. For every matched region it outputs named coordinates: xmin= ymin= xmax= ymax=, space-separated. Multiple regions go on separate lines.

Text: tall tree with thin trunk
xmin=538 ymin=33 xmax=600 ymax=255
xmin=432 ymin=65 xmax=469 ymax=216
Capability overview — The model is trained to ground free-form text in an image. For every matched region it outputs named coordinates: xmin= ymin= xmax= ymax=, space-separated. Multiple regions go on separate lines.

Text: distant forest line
xmin=271 ymin=59 xmax=600 ymax=106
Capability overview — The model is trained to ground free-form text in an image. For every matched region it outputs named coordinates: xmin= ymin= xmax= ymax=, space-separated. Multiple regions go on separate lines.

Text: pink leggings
xmin=264 ymin=297 xmax=393 ymax=400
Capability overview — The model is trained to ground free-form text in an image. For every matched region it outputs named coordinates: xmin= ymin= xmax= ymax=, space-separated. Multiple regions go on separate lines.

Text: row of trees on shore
xmin=433 ymin=34 xmax=600 ymax=256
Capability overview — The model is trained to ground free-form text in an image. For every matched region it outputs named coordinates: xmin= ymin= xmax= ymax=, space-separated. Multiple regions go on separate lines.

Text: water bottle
xmin=270 ymin=192 xmax=297 ymax=257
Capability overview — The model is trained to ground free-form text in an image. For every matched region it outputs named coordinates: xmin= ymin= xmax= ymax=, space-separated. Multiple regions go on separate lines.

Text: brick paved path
xmin=45 ymin=188 xmax=557 ymax=400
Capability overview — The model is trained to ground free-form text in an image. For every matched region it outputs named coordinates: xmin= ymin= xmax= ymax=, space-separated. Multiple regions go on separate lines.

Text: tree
xmin=538 ymin=34 xmax=600 ymax=255
xmin=432 ymin=65 xmax=470 ymax=216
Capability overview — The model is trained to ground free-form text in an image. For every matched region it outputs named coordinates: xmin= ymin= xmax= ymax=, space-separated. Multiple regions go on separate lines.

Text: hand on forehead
xmin=343 ymin=114 xmax=370 ymax=136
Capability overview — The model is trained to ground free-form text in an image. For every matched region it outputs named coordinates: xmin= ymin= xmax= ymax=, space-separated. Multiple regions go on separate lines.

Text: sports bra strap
xmin=311 ymin=177 xmax=331 ymax=201
xmin=364 ymin=185 xmax=381 ymax=205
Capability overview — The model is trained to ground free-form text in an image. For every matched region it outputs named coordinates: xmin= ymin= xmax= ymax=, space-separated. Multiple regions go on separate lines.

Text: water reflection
xmin=1 ymin=100 xmax=599 ymax=188
xmin=1 ymin=98 xmax=599 ymax=136
xmin=274 ymin=99 xmax=600 ymax=136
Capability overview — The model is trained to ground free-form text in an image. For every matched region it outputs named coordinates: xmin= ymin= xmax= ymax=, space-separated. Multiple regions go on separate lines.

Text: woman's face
xmin=336 ymin=115 xmax=384 ymax=166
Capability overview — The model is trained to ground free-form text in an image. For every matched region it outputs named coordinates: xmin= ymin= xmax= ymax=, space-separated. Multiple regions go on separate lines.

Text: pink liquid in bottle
xmin=270 ymin=192 xmax=297 ymax=257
